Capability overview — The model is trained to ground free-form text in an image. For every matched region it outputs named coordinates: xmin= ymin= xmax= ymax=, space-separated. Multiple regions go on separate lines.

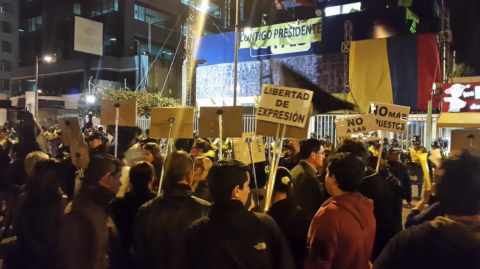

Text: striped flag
xmin=275 ymin=0 xmax=287 ymax=10
xmin=294 ymin=0 xmax=315 ymax=7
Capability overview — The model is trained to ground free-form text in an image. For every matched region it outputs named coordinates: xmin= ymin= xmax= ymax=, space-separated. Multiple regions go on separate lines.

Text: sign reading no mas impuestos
xmin=368 ymin=102 xmax=410 ymax=134
xmin=256 ymin=85 xmax=313 ymax=128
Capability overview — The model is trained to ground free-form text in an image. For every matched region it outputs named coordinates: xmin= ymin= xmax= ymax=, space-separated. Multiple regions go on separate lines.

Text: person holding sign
xmin=291 ymin=139 xmax=326 ymax=218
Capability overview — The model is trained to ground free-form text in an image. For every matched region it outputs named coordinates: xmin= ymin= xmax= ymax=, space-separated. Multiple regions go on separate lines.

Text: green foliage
xmin=78 ymin=88 xmax=180 ymax=118
xmin=450 ymin=63 xmax=474 ymax=78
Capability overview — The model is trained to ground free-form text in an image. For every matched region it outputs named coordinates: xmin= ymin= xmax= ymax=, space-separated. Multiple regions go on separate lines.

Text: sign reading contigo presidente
xmin=257 ymin=85 xmax=313 ymax=128
xmin=240 ymin=17 xmax=322 ymax=49
xmin=368 ymin=102 xmax=410 ymax=134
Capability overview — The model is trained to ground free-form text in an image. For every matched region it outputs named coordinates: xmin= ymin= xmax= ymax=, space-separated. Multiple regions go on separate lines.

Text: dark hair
xmin=207 ymin=159 xmax=249 ymax=204
xmin=84 ymin=154 xmax=124 ymax=184
xmin=274 ymin=167 xmax=291 ymax=193
xmin=367 ymin=156 xmax=378 ymax=170
xmin=435 ymin=151 xmax=480 ymax=216
xmin=0 ymin=126 xmax=7 ymax=133
xmin=10 ymin=143 xmax=20 ymax=154
xmin=328 ymin=153 xmax=365 ymax=192
xmin=335 ymin=138 xmax=368 ymax=163
xmin=299 ymin=139 xmax=325 ymax=160
xmin=163 ymin=151 xmax=193 ymax=183
xmin=27 ymin=159 xmax=63 ymax=201
xmin=129 ymin=161 xmax=154 ymax=190
xmin=193 ymin=139 xmax=210 ymax=152
xmin=143 ymin=143 xmax=163 ymax=180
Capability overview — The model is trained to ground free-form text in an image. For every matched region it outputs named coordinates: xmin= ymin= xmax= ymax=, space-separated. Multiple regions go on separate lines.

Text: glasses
xmin=316 ymin=151 xmax=325 ymax=157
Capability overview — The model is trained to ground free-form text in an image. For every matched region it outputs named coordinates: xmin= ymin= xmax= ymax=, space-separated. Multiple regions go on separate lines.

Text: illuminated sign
xmin=442 ymin=83 xmax=480 ymax=113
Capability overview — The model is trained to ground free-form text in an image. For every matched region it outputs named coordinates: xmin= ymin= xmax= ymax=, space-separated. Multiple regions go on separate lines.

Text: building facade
xmin=10 ymin=0 xmax=239 ymax=102
xmin=0 ymin=0 xmax=19 ymax=96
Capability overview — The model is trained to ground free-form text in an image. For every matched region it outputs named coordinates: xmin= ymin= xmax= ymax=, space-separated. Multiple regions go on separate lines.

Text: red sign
xmin=442 ymin=83 xmax=480 ymax=113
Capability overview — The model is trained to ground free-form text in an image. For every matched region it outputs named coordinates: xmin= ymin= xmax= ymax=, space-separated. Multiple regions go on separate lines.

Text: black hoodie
xmin=374 ymin=216 xmax=480 ymax=269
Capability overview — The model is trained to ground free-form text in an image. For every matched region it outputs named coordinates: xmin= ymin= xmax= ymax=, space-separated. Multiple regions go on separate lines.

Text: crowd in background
xmin=0 ymin=114 xmax=479 ymax=269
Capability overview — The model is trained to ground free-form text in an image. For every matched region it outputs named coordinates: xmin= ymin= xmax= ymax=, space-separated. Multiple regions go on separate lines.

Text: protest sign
xmin=368 ymin=102 xmax=410 ymax=134
xmin=256 ymin=85 xmax=313 ymax=128
xmin=335 ymin=114 xmax=379 ymax=141
xmin=232 ymin=133 xmax=266 ymax=164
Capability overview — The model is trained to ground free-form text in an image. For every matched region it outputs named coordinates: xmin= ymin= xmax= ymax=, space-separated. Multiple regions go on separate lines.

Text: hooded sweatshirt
xmin=305 ymin=192 xmax=376 ymax=269
xmin=374 ymin=216 xmax=480 ymax=269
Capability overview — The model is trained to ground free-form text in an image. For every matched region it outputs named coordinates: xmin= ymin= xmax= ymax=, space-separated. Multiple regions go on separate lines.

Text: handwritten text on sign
xmin=335 ymin=114 xmax=377 ymax=139
xmin=232 ymin=134 xmax=266 ymax=164
xmin=257 ymin=85 xmax=313 ymax=128
xmin=368 ymin=102 xmax=410 ymax=134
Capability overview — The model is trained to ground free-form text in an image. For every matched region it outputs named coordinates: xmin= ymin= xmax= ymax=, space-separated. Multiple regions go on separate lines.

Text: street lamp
xmin=35 ymin=55 xmax=53 ymax=117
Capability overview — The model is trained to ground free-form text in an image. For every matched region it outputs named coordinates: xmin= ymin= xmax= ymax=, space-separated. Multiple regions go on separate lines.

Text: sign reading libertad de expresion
xmin=240 ymin=17 xmax=322 ymax=49
xmin=369 ymin=102 xmax=410 ymax=134
xmin=257 ymin=85 xmax=313 ymax=128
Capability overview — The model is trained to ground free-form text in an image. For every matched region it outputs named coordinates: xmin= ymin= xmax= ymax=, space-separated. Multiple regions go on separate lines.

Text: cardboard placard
xmin=335 ymin=114 xmax=378 ymax=140
xmin=256 ymin=105 xmax=312 ymax=140
xmin=256 ymin=84 xmax=313 ymax=128
xmin=58 ymin=117 xmax=82 ymax=147
xmin=150 ymin=107 xmax=194 ymax=139
xmin=337 ymin=130 xmax=380 ymax=143
xmin=198 ymin=106 xmax=243 ymax=138
xmin=450 ymin=130 xmax=480 ymax=157
xmin=70 ymin=143 xmax=90 ymax=169
xmin=100 ymin=100 xmax=137 ymax=127
xmin=232 ymin=133 xmax=266 ymax=164
xmin=368 ymin=102 xmax=410 ymax=134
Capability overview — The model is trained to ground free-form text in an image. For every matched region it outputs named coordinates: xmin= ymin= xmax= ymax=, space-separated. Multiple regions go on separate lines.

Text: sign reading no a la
xmin=335 ymin=114 xmax=378 ymax=141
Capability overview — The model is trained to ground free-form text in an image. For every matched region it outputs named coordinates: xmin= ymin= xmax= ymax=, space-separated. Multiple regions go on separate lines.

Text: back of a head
xmin=328 ymin=153 xmax=365 ymax=192
xmin=27 ymin=159 xmax=63 ymax=200
xmin=335 ymin=138 xmax=368 ymax=163
xmin=25 ymin=151 xmax=50 ymax=177
xmin=367 ymin=156 xmax=378 ymax=170
xmin=84 ymin=154 xmax=124 ymax=184
xmin=436 ymin=151 xmax=480 ymax=216
xmin=194 ymin=139 xmax=210 ymax=152
xmin=163 ymin=151 xmax=193 ymax=183
xmin=207 ymin=159 xmax=249 ymax=204
xmin=274 ymin=167 xmax=292 ymax=193
xmin=299 ymin=139 xmax=324 ymax=160
xmin=129 ymin=161 xmax=154 ymax=189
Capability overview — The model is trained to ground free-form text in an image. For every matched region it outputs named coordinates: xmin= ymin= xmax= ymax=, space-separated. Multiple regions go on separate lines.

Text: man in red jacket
xmin=305 ymin=153 xmax=376 ymax=269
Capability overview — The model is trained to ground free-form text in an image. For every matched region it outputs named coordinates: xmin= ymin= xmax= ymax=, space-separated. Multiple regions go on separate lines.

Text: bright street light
xmin=43 ymin=56 xmax=52 ymax=63
xmin=35 ymin=55 xmax=55 ymax=117
xmin=86 ymin=95 xmax=96 ymax=104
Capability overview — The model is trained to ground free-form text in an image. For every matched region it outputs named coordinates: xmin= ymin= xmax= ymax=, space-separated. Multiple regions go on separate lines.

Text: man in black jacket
xmin=291 ymin=139 xmax=326 ymax=218
xmin=186 ymin=160 xmax=295 ymax=269
xmin=374 ymin=150 xmax=480 ymax=269
xmin=388 ymin=147 xmax=412 ymax=207
xmin=133 ymin=151 xmax=210 ymax=269
xmin=336 ymin=139 xmax=403 ymax=262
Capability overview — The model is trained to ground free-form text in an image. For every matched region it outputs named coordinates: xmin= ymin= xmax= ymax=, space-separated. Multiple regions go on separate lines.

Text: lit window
xmin=325 ymin=6 xmax=340 ymax=17
xmin=342 ymin=2 xmax=361 ymax=14
xmin=73 ymin=3 xmax=81 ymax=15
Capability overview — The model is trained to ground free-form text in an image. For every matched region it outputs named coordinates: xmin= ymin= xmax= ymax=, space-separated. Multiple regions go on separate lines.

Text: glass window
xmin=134 ymin=4 xmax=170 ymax=24
xmin=0 ymin=79 xmax=9 ymax=91
xmin=1 ymin=60 xmax=11 ymax=72
xmin=1 ymin=40 xmax=12 ymax=52
xmin=0 ymin=1 xmax=13 ymax=14
xmin=73 ymin=3 xmax=81 ymax=15
xmin=0 ymin=21 xmax=12 ymax=33
xmin=342 ymin=2 xmax=361 ymax=14
xmin=114 ymin=0 xmax=118 ymax=11
xmin=325 ymin=5 xmax=341 ymax=17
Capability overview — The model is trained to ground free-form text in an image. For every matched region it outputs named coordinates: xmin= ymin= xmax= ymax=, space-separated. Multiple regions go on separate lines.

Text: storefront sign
xmin=368 ymin=102 xmax=410 ymax=134
xmin=240 ymin=17 xmax=322 ymax=49
xmin=335 ymin=114 xmax=378 ymax=141
xmin=442 ymin=83 xmax=480 ymax=113
xmin=256 ymin=85 xmax=313 ymax=128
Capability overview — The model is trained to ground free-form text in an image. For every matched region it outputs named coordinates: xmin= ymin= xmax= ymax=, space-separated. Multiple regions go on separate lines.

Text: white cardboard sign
xmin=232 ymin=133 xmax=266 ymax=164
xmin=256 ymin=85 xmax=313 ymax=128
xmin=335 ymin=114 xmax=378 ymax=141
xmin=368 ymin=102 xmax=410 ymax=134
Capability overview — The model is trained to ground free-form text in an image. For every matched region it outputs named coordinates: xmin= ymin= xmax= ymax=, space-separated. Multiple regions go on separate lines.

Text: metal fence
xmin=83 ymin=113 xmax=439 ymax=150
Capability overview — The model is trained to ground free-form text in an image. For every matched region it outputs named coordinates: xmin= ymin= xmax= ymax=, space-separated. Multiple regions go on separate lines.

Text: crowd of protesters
xmin=0 ymin=115 xmax=479 ymax=269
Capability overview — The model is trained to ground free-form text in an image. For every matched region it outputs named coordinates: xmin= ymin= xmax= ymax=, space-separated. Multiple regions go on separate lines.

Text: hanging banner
xmin=442 ymin=83 xmax=480 ymax=113
xmin=240 ymin=17 xmax=322 ymax=49
xmin=232 ymin=133 xmax=266 ymax=164
xmin=256 ymin=85 xmax=313 ymax=128
xmin=368 ymin=101 xmax=410 ymax=134
xmin=335 ymin=114 xmax=379 ymax=141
